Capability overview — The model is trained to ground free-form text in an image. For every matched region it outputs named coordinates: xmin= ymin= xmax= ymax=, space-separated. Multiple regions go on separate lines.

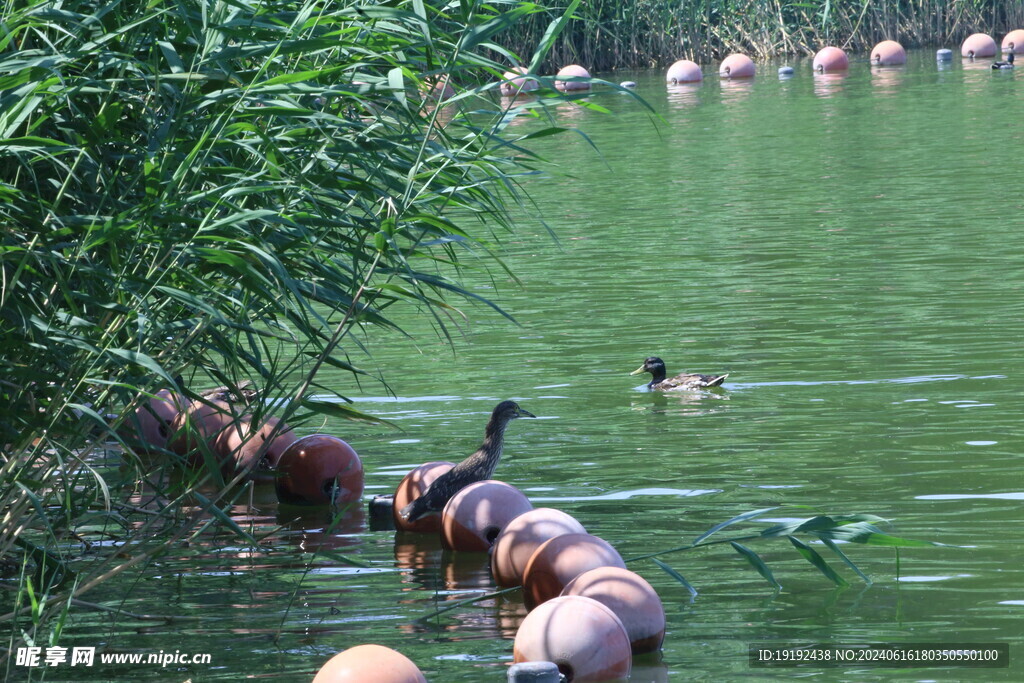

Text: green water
xmin=29 ymin=51 xmax=1024 ymax=681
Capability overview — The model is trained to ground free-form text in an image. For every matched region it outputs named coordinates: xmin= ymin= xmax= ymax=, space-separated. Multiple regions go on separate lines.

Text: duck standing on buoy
xmin=399 ymin=400 xmax=536 ymax=522
xmin=631 ymin=357 xmax=728 ymax=390
xmin=993 ymin=53 xmax=1016 ymax=69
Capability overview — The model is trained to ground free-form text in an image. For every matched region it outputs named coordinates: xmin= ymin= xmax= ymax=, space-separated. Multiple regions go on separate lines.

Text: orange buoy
xmin=562 ymin=567 xmax=666 ymax=654
xmin=313 ymin=644 xmax=426 ymax=683
xmin=129 ymin=389 xmax=187 ymax=451
xmin=168 ymin=399 xmax=243 ymax=464
xmin=392 ymin=461 xmax=455 ymax=533
xmin=491 ymin=507 xmax=587 ymax=587
xmin=500 ymin=66 xmax=539 ymax=96
xmin=275 ymin=435 xmax=363 ymax=506
xmin=555 ymin=64 xmax=591 ymax=91
xmin=666 ymin=59 xmax=702 ymax=83
xmin=440 ymin=480 xmax=533 ymax=551
xmin=871 ymin=40 xmax=907 ymax=65
xmin=1002 ymin=29 xmax=1024 ymax=54
xmin=719 ymin=54 xmax=755 ymax=79
xmin=513 ymin=595 xmax=632 ymax=681
xmin=522 ymin=533 xmax=626 ymax=609
xmin=813 ymin=46 xmax=849 ymax=72
xmin=961 ymin=33 xmax=997 ymax=58
xmin=215 ymin=415 xmax=296 ymax=477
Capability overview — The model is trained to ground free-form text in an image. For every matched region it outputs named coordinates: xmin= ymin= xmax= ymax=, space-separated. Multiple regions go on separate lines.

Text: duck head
xmin=493 ymin=400 xmax=536 ymax=421
xmin=631 ymin=357 xmax=667 ymax=381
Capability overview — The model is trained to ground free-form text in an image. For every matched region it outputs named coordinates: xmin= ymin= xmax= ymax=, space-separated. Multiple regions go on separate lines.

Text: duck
xmin=399 ymin=400 xmax=536 ymax=522
xmin=630 ymin=357 xmax=728 ymax=391
xmin=993 ymin=53 xmax=1015 ymax=69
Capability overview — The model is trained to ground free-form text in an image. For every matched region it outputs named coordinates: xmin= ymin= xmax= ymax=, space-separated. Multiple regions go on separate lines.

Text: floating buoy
xmin=719 ymin=54 xmax=755 ymax=79
xmin=513 ymin=595 xmax=632 ymax=682
xmin=440 ymin=480 xmax=533 ymax=551
xmin=561 ymin=567 xmax=666 ymax=654
xmin=871 ymin=40 xmax=907 ymax=65
xmin=1002 ymin=29 xmax=1024 ymax=54
xmin=813 ymin=46 xmax=849 ymax=72
xmin=555 ymin=64 xmax=591 ymax=91
xmin=215 ymin=415 xmax=296 ymax=477
xmin=778 ymin=66 xmax=794 ymax=76
xmin=619 ymin=81 xmax=637 ymax=88
xmin=129 ymin=389 xmax=187 ymax=451
xmin=275 ymin=435 xmax=363 ymax=506
xmin=936 ymin=48 xmax=953 ymax=61
xmin=168 ymin=399 xmax=242 ymax=464
xmin=392 ymin=461 xmax=455 ymax=533
xmin=500 ymin=66 xmax=539 ymax=96
xmin=666 ymin=59 xmax=702 ymax=83
xmin=522 ymin=533 xmax=626 ymax=609
xmin=961 ymin=33 xmax=997 ymax=58
xmin=313 ymin=644 xmax=426 ymax=683
xmin=491 ymin=508 xmax=587 ymax=587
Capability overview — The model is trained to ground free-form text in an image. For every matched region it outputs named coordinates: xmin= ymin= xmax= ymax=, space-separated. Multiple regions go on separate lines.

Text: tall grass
xmin=504 ymin=0 xmax=1024 ymax=70
xmin=0 ymin=0 xmax=583 ymax=647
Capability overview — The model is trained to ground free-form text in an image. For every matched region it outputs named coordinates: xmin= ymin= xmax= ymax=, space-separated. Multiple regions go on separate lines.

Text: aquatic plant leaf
xmin=652 ymin=557 xmax=698 ymax=597
xmin=821 ymin=537 xmax=873 ymax=585
xmin=788 ymin=536 xmax=848 ymax=587
xmin=730 ymin=542 xmax=781 ymax=590
xmin=693 ymin=506 xmax=779 ymax=545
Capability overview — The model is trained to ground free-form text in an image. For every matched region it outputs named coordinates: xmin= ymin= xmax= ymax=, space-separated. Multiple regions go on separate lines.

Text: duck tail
xmin=708 ymin=374 xmax=729 ymax=387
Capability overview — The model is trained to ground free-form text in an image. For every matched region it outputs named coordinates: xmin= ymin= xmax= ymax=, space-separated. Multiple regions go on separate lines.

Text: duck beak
xmin=630 ymin=364 xmax=646 ymax=376
xmin=517 ymin=407 xmax=537 ymax=418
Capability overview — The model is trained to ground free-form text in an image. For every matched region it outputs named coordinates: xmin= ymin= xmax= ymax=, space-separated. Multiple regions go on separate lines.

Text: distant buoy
xmin=491 ymin=508 xmax=587 ymax=587
xmin=500 ymin=66 xmax=539 ymax=96
xmin=392 ymin=461 xmax=455 ymax=533
xmin=813 ymin=46 xmax=849 ymax=72
xmin=522 ymin=533 xmax=626 ymax=609
xmin=513 ymin=596 xmax=632 ymax=682
xmin=778 ymin=66 xmax=794 ymax=76
xmin=1002 ymin=30 xmax=1024 ymax=54
xmin=719 ymin=54 xmax=755 ymax=79
xmin=129 ymin=389 xmax=187 ymax=452
xmin=275 ymin=435 xmax=363 ymax=506
xmin=562 ymin=567 xmax=666 ymax=654
xmin=440 ymin=480 xmax=533 ymax=551
xmin=555 ymin=64 xmax=591 ymax=91
xmin=961 ymin=33 xmax=997 ymax=58
xmin=936 ymin=48 xmax=953 ymax=61
xmin=871 ymin=40 xmax=907 ymax=65
xmin=666 ymin=59 xmax=702 ymax=83
xmin=313 ymin=644 xmax=426 ymax=683
xmin=620 ymin=81 xmax=637 ymax=88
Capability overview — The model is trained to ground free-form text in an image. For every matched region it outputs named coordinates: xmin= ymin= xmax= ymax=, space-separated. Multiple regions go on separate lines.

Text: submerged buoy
xmin=513 ymin=595 xmax=632 ymax=682
xmin=813 ymin=46 xmax=849 ymax=72
xmin=522 ymin=533 xmax=626 ymax=609
xmin=562 ymin=567 xmax=666 ymax=654
xmin=872 ymin=40 xmax=907 ymax=65
xmin=719 ymin=54 xmax=755 ymax=79
xmin=275 ymin=435 xmax=363 ymax=506
xmin=129 ymin=389 xmax=187 ymax=452
xmin=491 ymin=507 xmax=587 ymax=587
xmin=500 ymin=66 xmax=539 ymax=96
xmin=666 ymin=59 xmax=702 ymax=83
xmin=216 ymin=415 xmax=296 ymax=477
xmin=961 ymin=33 xmax=997 ymax=58
xmin=440 ymin=480 xmax=533 ymax=551
xmin=1002 ymin=29 xmax=1024 ymax=54
xmin=778 ymin=66 xmax=794 ymax=76
xmin=392 ymin=461 xmax=455 ymax=533
xmin=936 ymin=48 xmax=953 ymax=61
xmin=555 ymin=64 xmax=591 ymax=91
xmin=313 ymin=644 xmax=426 ymax=683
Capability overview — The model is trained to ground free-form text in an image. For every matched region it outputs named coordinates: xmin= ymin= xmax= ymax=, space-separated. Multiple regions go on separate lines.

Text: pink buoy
xmin=562 ymin=567 xmax=666 ymax=654
xmin=514 ymin=595 xmax=632 ymax=682
xmin=961 ymin=33 xmax=997 ymax=58
xmin=168 ymin=399 xmax=243 ymax=464
xmin=555 ymin=64 xmax=591 ymax=91
xmin=522 ymin=533 xmax=626 ymax=609
xmin=313 ymin=644 xmax=426 ymax=683
xmin=813 ymin=46 xmax=849 ymax=72
xmin=440 ymin=480 xmax=533 ymax=551
xmin=665 ymin=59 xmax=702 ymax=83
xmin=719 ymin=54 xmax=755 ymax=79
xmin=1002 ymin=29 xmax=1024 ymax=54
xmin=491 ymin=507 xmax=587 ymax=587
xmin=392 ymin=461 xmax=455 ymax=533
xmin=500 ymin=66 xmax=539 ymax=96
xmin=871 ymin=40 xmax=907 ymax=65
xmin=215 ymin=416 xmax=296 ymax=477
xmin=129 ymin=389 xmax=187 ymax=451
xmin=275 ymin=435 xmax=363 ymax=506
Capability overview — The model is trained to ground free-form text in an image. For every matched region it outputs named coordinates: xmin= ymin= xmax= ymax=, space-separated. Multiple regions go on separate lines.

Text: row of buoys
xmin=500 ymin=64 xmax=594 ymax=95
xmin=963 ymin=30 xmax=1024 ymax=57
xmin=128 ymin=388 xmax=364 ymax=506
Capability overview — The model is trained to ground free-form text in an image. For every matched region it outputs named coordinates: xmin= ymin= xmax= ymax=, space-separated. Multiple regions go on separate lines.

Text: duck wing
xmin=658 ymin=372 xmax=729 ymax=390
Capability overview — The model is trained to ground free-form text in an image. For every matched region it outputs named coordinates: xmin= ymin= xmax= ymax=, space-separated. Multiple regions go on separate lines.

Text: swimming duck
xmin=631 ymin=357 xmax=728 ymax=391
xmin=993 ymin=53 xmax=1015 ymax=69
xmin=399 ymin=400 xmax=536 ymax=522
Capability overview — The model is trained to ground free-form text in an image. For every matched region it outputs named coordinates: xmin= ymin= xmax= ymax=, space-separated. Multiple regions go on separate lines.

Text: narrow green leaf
xmin=693 ymin=507 xmax=779 ymax=545
xmin=652 ymin=557 xmax=697 ymax=597
xmin=821 ymin=538 xmax=873 ymax=585
xmin=788 ymin=536 xmax=848 ymax=586
xmin=190 ymin=491 xmax=259 ymax=547
xmin=731 ymin=542 xmax=782 ymax=590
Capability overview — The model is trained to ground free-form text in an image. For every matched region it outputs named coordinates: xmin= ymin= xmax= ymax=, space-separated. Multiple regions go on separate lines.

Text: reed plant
xmin=503 ymin=0 xmax=1024 ymax=70
xmin=0 ymin=0 xmax=588 ymax=649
